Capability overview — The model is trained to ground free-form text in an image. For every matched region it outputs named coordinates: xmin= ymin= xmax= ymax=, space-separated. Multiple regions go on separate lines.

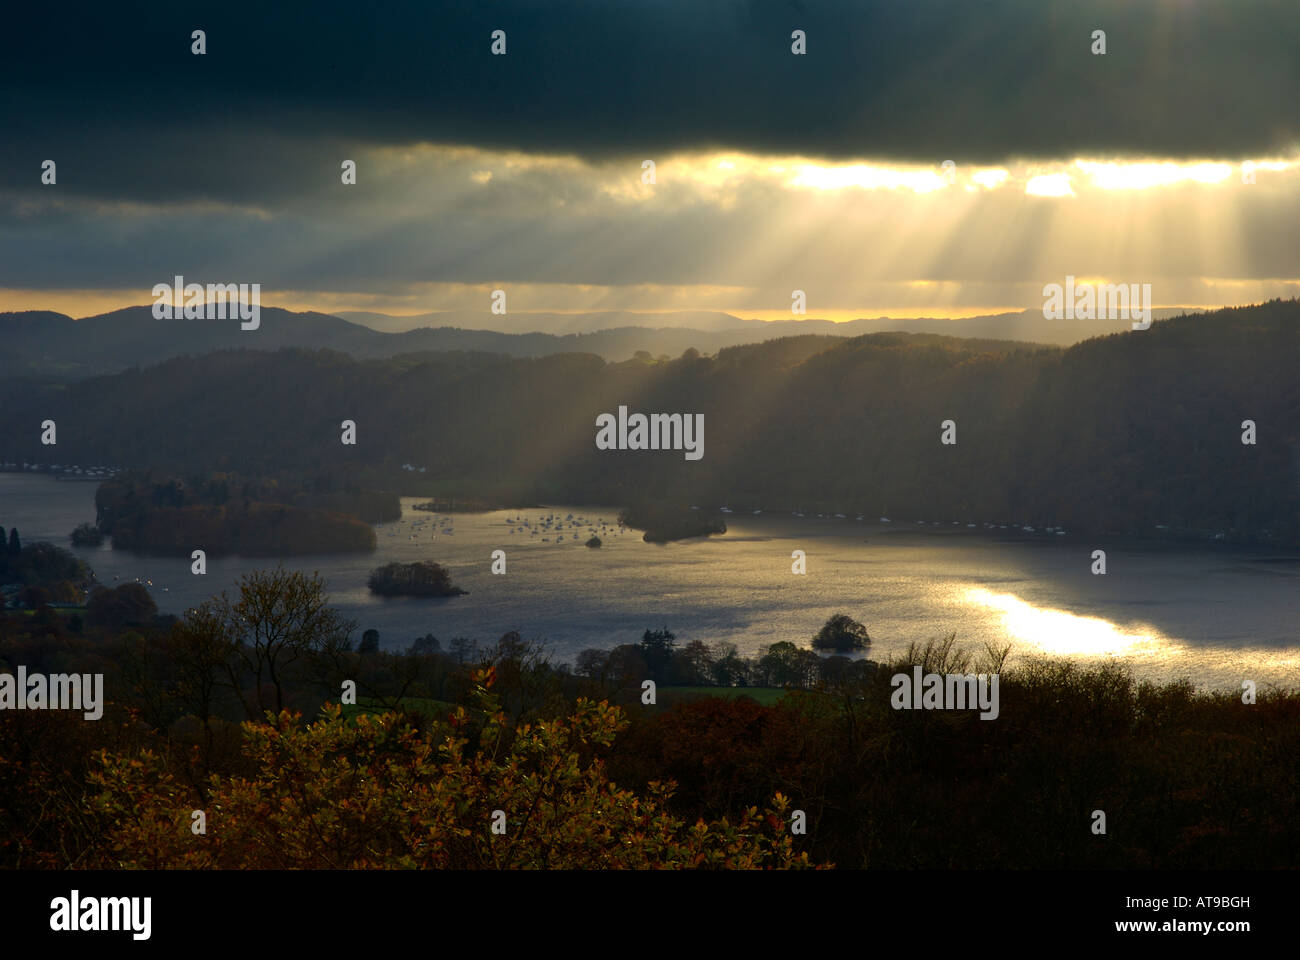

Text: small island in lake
xmin=70 ymin=522 xmax=104 ymax=546
xmin=95 ymin=472 xmax=392 ymax=555
xmin=368 ymin=560 xmax=467 ymax=598
xmin=812 ymin=613 xmax=871 ymax=652
xmin=619 ymin=502 xmax=727 ymax=544
xmin=412 ymin=496 xmax=534 ymax=513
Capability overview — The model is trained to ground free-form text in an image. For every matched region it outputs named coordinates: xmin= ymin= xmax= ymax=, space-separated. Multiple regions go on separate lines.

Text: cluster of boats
xmin=376 ymin=510 xmax=630 ymax=545
xmin=503 ymin=512 xmax=625 ymax=544
xmin=377 ymin=514 xmax=455 ymax=539
xmin=914 ymin=520 xmax=1068 ymax=535
xmin=4 ymin=462 xmax=120 ymax=481
xmin=701 ymin=507 xmax=1069 ymax=536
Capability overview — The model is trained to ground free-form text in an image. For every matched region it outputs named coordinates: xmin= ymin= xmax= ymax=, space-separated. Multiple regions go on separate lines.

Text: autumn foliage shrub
xmin=88 ymin=671 xmax=819 ymax=869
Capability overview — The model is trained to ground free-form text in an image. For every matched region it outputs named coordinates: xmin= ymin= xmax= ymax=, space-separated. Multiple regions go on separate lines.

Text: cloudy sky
xmin=2 ymin=0 xmax=1298 ymax=322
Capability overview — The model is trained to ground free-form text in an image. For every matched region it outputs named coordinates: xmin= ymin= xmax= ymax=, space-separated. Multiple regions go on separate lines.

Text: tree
xmin=485 ymin=631 xmax=556 ymax=723
xmin=10 ymin=541 xmax=87 ymax=588
xmin=408 ymin=633 xmax=440 ymax=656
xmin=7 ymin=528 xmax=19 ymax=561
xmin=70 ymin=522 xmax=104 ymax=546
xmin=812 ymin=613 xmax=870 ymax=652
xmin=449 ymin=637 xmax=478 ymax=664
xmin=758 ymin=641 xmax=805 ymax=687
xmin=818 ymin=655 xmax=859 ymax=687
xmin=19 ymin=585 xmax=52 ymax=610
xmin=574 ymin=648 xmax=609 ymax=683
xmin=216 ymin=567 xmax=356 ymax=719
xmin=168 ymin=602 xmax=238 ymax=768
xmin=671 ymin=639 xmax=715 ymax=685
xmin=359 ymin=629 xmax=380 ymax=655
xmin=89 ymin=674 xmax=820 ymax=869
xmin=367 ymin=561 xmax=465 ymax=597
xmin=86 ymin=583 xmax=157 ymax=630
xmin=641 ymin=626 xmax=676 ymax=682
xmin=609 ymin=696 xmax=819 ymax=821
xmin=710 ymin=641 xmax=750 ymax=687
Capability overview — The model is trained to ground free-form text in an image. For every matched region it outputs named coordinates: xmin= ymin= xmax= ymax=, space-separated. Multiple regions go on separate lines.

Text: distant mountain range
xmin=337 ymin=307 xmax=1201 ymax=341
xmin=334 ymin=309 xmax=751 ymax=335
xmin=3 ymin=300 xmax=1295 ymax=545
xmin=0 ymin=304 xmax=1204 ymax=379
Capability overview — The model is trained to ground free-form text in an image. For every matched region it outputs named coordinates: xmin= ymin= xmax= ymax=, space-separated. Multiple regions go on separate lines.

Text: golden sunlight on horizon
xmin=740 ymin=306 xmax=1028 ymax=322
xmin=0 ymin=288 xmax=1283 ymax=324
xmin=4 ymin=148 xmax=1297 ymax=320
xmin=659 ymin=151 xmax=1296 ymax=197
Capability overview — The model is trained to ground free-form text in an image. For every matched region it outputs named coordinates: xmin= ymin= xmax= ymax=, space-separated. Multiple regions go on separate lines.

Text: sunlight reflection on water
xmin=8 ymin=473 xmax=1300 ymax=690
xmin=962 ymin=587 xmax=1164 ymax=657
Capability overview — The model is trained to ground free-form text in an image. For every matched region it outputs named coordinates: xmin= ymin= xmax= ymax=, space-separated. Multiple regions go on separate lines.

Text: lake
xmin=3 ymin=472 xmax=1297 ymax=690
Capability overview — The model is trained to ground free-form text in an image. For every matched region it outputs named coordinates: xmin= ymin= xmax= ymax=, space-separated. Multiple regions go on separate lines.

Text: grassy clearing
xmin=11 ymin=605 xmax=88 ymax=618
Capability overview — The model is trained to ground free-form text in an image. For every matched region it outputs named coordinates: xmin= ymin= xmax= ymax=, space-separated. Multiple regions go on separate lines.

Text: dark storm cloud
xmin=1 ymin=0 xmax=1297 ymax=205
xmin=3 ymin=0 xmax=1297 ymax=304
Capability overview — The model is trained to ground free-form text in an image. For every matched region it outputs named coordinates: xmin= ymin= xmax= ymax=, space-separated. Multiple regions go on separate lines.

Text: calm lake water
xmin=3 ymin=473 xmax=1298 ymax=690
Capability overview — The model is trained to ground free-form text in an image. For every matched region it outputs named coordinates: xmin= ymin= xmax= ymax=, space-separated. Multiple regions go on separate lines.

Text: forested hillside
xmin=3 ymin=301 xmax=1297 ymax=543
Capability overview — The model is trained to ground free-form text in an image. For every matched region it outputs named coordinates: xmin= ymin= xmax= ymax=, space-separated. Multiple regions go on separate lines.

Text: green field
xmin=10 ymin=605 xmax=88 ymax=618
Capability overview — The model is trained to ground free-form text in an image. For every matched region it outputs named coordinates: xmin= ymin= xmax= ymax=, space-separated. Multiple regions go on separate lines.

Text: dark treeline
xmin=3 ymin=300 xmax=1298 ymax=542
xmin=2 ymin=567 xmax=1298 ymax=869
xmin=618 ymin=501 xmax=727 ymax=542
xmin=0 ymin=530 xmax=92 ymax=606
xmin=91 ymin=471 xmax=397 ymax=555
xmin=97 ymin=471 xmax=402 ymax=524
